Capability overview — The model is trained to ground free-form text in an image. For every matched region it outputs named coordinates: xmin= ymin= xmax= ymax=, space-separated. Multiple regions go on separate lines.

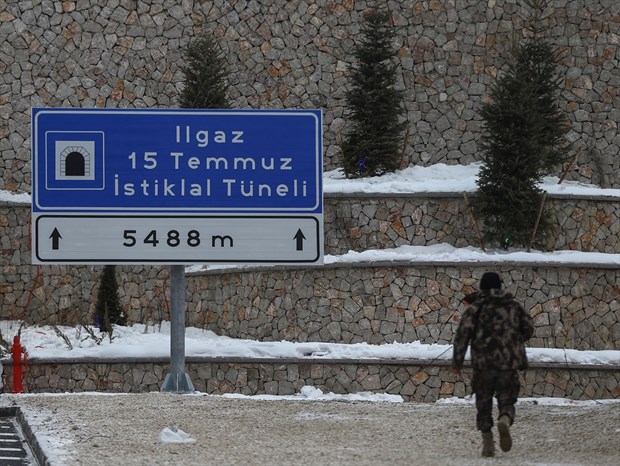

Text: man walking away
xmin=452 ymin=271 xmax=534 ymax=457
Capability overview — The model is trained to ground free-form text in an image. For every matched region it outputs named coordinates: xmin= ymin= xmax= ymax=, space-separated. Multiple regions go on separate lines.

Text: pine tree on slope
xmin=179 ymin=34 xmax=231 ymax=109
xmin=475 ymin=0 xmax=570 ymax=249
xmin=341 ymin=9 xmax=405 ymax=178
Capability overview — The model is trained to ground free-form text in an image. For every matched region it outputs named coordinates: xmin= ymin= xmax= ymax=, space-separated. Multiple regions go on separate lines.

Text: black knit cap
xmin=480 ymin=272 xmax=502 ymax=290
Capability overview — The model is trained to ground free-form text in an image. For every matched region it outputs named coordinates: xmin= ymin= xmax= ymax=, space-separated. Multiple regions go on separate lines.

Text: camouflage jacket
xmin=453 ymin=289 xmax=534 ymax=371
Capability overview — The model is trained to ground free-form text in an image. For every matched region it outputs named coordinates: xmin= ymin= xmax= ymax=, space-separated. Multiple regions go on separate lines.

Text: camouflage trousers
xmin=472 ymin=369 xmax=520 ymax=432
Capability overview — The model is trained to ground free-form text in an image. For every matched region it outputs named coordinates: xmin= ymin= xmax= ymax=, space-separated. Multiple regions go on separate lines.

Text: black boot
xmin=498 ymin=415 xmax=512 ymax=452
xmin=481 ymin=431 xmax=495 ymax=457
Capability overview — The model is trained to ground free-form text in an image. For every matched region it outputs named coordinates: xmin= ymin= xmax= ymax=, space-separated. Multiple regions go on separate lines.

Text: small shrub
xmin=94 ymin=265 xmax=126 ymax=332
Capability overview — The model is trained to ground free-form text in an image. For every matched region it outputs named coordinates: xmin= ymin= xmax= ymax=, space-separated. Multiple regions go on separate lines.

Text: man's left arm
xmin=452 ymin=308 xmax=475 ymax=370
xmin=518 ymin=303 xmax=534 ymax=342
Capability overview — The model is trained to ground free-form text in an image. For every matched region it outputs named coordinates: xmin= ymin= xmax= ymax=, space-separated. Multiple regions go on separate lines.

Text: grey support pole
xmin=161 ymin=264 xmax=194 ymax=393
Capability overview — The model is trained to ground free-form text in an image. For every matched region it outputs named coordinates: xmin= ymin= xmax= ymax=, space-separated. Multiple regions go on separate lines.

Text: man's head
xmin=480 ymin=271 xmax=502 ymax=291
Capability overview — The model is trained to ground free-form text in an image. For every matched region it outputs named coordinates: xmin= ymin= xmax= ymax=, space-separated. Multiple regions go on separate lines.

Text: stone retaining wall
xmin=186 ymin=262 xmax=620 ymax=351
xmin=1 ymin=0 xmax=619 ymax=193
xmin=324 ymin=193 xmax=620 ymax=254
xmin=4 ymin=358 xmax=619 ymax=402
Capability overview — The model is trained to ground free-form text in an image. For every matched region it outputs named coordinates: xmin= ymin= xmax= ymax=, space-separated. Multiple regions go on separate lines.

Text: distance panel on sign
xmin=33 ymin=215 xmax=323 ymax=265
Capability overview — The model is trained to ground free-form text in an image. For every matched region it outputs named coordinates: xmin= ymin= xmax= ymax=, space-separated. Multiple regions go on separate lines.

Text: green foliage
xmin=179 ymin=34 xmax=231 ymax=109
xmin=475 ymin=0 xmax=570 ymax=249
xmin=341 ymin=9 xmax=405 ymax=178
xmin=94 ymin=265 xmax=125 ymax=332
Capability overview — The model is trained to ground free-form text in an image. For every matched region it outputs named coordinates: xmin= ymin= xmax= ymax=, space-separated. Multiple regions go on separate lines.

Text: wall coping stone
xmin=4 ymin=191 xmax=620 ymax=205
xmin=5 ymin=357 xmax=618 ymax=373
xmin=325 ymin=191 xmax=620 ymax=202
xmin=188 ymin=259 xmax=620 ymax=277
xmin=0 ymin=200 xmax=30 ymax=207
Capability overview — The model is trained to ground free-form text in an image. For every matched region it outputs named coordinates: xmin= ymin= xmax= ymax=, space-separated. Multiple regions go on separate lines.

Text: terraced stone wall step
xmin=186 ymin=261 xmax=620 ymax=351
xmin=4 ymin=359 xmax=618 ymax=402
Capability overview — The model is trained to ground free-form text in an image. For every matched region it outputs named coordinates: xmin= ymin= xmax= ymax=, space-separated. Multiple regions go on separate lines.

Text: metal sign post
xmin=160 ymin=265 xmax=194 ymax=393
xmin=31 ymin=108 xmax=323 ymax=394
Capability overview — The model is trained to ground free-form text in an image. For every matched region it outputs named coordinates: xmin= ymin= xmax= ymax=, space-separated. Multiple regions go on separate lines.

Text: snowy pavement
xmin=3 ymin=392 xmax=619 ymax=466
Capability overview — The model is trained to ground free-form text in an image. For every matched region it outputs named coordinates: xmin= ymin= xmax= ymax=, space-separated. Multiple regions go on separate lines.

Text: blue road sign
xmin=31 ymin=108 xmax=323 ymax=265
xmin=32 ymin=108 xmax=322 ymax=213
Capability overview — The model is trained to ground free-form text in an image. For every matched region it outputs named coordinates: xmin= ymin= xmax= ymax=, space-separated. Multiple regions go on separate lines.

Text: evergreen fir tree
xmin=94 ymin=265 xmax=125 ymax=332
xmin=475 ymin=0 xmax=570 ymax=249
xmin=179 ymin=34 xmax=231 ymax=109
xmin=341 ymin=9 xmax=405 ymax=178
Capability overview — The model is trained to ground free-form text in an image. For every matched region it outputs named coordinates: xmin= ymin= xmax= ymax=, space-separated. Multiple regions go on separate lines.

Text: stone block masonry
xmin=187 ymin=262 xmax=620 ymax=351
xmin=1 ymin=0 xmax=619 ymax=193
xmin=324 ymin=193 xmax=620 ymax=254
xmin=4 ymin=357 xmax=619 ymax=402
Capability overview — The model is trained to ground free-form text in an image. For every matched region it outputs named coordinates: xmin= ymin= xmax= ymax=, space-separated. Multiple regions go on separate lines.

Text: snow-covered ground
xmin=2 ymin=320 xmax=619 ymax=367
xmin=5 ymin=391 xmax=619 ymax=466
xmin=323 ymin=162 xmax=620 ymax=198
